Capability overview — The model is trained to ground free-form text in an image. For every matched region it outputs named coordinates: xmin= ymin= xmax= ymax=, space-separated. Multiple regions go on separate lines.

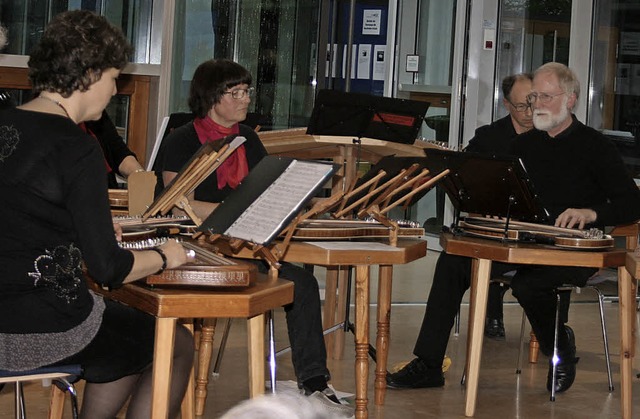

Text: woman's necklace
xmin=37 ymin=95 xmax=71 ymax=119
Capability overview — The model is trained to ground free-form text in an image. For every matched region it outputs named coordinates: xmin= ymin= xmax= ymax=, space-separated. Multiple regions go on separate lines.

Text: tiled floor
xmin=2 ymin=249 xmax=639 ymax=418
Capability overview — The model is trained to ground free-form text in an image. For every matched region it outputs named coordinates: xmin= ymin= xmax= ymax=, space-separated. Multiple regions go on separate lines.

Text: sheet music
xmin=225 ymin=160 xmax=332 ymax=243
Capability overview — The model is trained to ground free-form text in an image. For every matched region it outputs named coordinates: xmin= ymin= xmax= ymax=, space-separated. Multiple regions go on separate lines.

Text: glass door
xmin=588 ymin=0 xmax=640 ymax=180
xmin=493 ymin=1 xmax=572 ymax=119
xmin=169 ymin=0 xmax=322 ymax=130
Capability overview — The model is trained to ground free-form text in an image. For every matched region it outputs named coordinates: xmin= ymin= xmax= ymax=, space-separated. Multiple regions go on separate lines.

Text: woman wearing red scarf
xmin=158 ymin=59 xmax=352 ymax=416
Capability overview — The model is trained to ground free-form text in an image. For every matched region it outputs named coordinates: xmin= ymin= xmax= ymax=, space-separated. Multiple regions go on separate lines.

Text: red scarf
xmin=78 ymin=122 xmax=112 ymax=173
xmin=193 ymin=116 xmax=249 ymax=189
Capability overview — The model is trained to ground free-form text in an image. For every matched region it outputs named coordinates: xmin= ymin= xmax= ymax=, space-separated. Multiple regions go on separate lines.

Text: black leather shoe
xmin=484 ymin=318 xmax=505 ymax=340
xmin=386 ymin=358 xmax=444 ymax=389
xmin=546 ymin=325 xmax=579 ymax=393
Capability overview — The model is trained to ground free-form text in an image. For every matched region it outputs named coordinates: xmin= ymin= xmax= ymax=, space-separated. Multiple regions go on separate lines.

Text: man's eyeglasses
xmin=526 ymin=91 xmax=566 ymax=105
xmin=223 ymin=87 xmax=255 ymax=100
xmin=506 ymin=99 xmax=531 ymax=113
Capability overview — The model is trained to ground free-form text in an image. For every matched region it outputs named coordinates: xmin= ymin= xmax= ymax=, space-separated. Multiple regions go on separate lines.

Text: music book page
xmin=224 ymin=160 xmax=333 ymax=244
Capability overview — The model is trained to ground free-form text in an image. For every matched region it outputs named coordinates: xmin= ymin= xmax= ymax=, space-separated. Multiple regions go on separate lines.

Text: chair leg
xmin=454 ymin=309 xmax=461 ymax=337
xmin=50 ymin=378 xmax=78 ymax=419
xmin=213 ymin=319 xmax=232 ymax=375
xmin=15 ymin=381 xmax=25 ymax=419
xmin=550 ymin=292 xmax=561 ymax=402
xmin=268 ymin=310 xmax=277 ymax=394
xmin=590 ymin=286 xmax=614 ymax=391
xmin=516 ymin=310 xmax=527 ymax=374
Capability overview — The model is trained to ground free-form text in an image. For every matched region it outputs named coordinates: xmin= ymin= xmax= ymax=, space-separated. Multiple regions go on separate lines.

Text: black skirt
xmin=50 ymin=299 xmax=156 ymax=383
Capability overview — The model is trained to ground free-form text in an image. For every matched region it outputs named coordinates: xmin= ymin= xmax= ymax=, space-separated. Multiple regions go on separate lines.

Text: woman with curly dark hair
xmin=0 ymin=10 xmax=194 ymax=419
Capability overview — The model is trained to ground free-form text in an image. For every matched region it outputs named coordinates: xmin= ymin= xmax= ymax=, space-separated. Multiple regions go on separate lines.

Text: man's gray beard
xmin=533 ymin=97 xmax=570 ymax=132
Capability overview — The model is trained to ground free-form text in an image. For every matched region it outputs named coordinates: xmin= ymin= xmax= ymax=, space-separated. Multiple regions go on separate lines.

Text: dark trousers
xmin=413 ymin=252 xmax=595 ymax=367
xmin=254 ymin=260 xmax=329 ymax=383
xmin=510 ymin=265 xmax=595 ymax=356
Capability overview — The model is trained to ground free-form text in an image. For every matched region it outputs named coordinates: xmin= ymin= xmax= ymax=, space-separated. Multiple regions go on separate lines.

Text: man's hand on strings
xmin=555 ymin=208 xmax=597 ymax=230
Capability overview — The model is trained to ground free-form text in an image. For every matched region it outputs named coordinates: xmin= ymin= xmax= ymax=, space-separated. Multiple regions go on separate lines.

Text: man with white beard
xmin=387 ymin=61 xmax=640 ymax=396
xmin=507 ymin=61 xmax=640 ymax=393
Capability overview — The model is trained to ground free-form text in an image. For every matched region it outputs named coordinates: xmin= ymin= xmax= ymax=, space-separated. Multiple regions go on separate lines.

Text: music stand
xmin=198 ymin=156 xmax=338 ymax=246
xmin=341 ymin=156 xmax=432 ymax=215
xmin=423 ymin=148 xmax=550 ymax=223
xmin=306 ymin=89 xmax=430 ymax=144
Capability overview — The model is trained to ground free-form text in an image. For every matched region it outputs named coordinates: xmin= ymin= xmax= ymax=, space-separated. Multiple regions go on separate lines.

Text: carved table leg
xmin=195 ymin=318 xmax=216 ymax=416
xmin=375 ymin=265 xmax=392 ymax=406
xmin=354 ymin=265 xmax=370 ymax=419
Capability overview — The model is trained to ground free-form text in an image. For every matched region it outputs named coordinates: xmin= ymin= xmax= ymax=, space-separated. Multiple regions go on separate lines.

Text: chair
xmin=460 ymin=274 xmax=613 ymax=397
xmin=0 ymin=364 xmax=81 ymax=419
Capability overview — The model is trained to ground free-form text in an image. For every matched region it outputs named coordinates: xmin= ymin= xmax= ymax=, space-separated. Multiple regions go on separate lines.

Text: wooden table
xmin=623 ymin=252 xmax=640 ymax=419
xmin=213 ymin=238 xmax=427 ymax=419
xmin=94 ymin=274 xmax=294 ymax=419
xmin=439 ymin=233 xmax=632 ymax=417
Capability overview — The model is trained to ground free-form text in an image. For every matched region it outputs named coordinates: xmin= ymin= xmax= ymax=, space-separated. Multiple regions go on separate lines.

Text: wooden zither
xmin=456 ymin=216 xmax=614 ymax=250
xmin=120 ymin=239 xmax=257 ymax=287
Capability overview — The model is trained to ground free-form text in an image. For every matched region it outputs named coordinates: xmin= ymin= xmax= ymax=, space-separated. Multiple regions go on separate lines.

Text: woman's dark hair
xmin=188 ymin=59 xmax=252 ymax=118
xmin=28 ymin=10 xmax=132 ymax=97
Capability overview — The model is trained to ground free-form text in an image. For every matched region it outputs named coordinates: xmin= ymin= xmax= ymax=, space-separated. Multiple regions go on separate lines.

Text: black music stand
xmin=306 ymin=89 xmax=430 ymax=144
xmin=423 ymin=148 xmax=550 ymax=224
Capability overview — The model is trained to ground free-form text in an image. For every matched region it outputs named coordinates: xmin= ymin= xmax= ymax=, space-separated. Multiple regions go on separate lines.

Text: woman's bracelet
xmin=149 ymin=247 xmax=167 ymax=275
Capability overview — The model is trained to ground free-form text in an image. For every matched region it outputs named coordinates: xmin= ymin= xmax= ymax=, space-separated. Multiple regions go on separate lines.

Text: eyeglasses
xmin=506 ymin=99 xmax=531 ymax=113
xmin=223 ymin=87 xmax=255 ymax=100
xmin=526 ymin=91 xmax=566 ymax=105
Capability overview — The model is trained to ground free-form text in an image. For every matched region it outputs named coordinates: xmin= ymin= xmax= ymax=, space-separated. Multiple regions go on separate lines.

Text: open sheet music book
xmin=198 ymin=156 xmax=337 ymax=245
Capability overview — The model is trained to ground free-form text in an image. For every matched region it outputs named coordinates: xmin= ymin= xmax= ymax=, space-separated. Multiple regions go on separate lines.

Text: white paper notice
xmin=373 ymin=45 xmax=386 ymax=81
xmin=357 ymin=44 xmax=372 ymax=80
xmin=362 ymin=10 xmax=381 ymax=35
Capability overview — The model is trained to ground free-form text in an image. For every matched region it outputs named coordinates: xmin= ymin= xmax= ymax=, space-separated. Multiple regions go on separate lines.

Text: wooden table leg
xmin=334 ymin=267 xmax=349 ymax=360
xmin=618 ymin=265 xmax=636 ymax=419
xmin=195 ymin=318 xmax=216 ymax=415
xmin=179 ymin=320 xmax=196 ymax=419
xmin=247 ymin=314 xmax=266 ymax=398
xmin=374 ymin=264 xmax=392 ymax=405
xmin=465 ymin=258 xmax=491 ymax=417
xmin=151 ymin=317 xmax=177 ymax=419
xmin=324 ymin=267 xmax=339 ymax=358
xmin=354 ymin=265 xmax=370 ymax=419
xmin=464 ymin=259 xmax=479 ymax=383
